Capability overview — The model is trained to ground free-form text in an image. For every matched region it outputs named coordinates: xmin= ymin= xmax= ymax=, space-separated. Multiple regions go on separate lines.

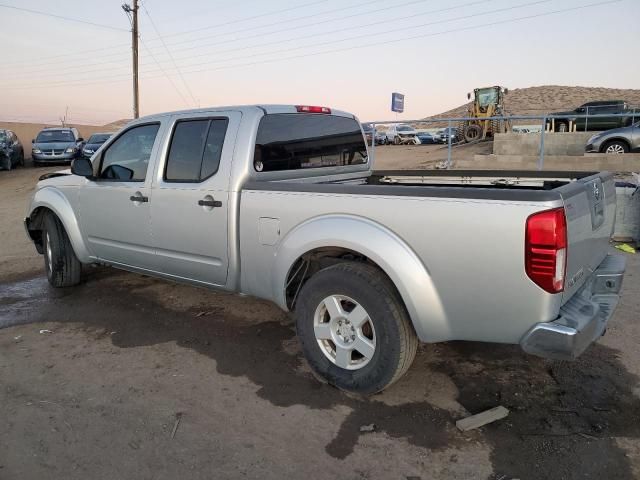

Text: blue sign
xmin=391 ymin=92 xmax=404 ymax=113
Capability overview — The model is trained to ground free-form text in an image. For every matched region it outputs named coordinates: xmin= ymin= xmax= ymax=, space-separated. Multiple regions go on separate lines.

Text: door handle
xmin=130 ymin=194 xmax=148 ymax=203
xmin=198 ymin=198 xmax=222 ymax=208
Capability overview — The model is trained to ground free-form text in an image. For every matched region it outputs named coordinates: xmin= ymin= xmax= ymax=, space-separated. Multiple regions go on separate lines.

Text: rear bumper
xmin=520 ymin=254 xmax=626 ymax=360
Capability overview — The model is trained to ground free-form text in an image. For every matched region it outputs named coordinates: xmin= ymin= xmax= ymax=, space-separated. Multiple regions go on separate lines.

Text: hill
xmin=101 ymin=118 xmax=132 ymax=130
xmin=427 ymin=85 xmax=640 ymax=120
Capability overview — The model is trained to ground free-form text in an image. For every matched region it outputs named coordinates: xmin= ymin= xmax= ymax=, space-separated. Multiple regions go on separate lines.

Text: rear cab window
xmin=254 ymin=113 xmax=368 ymax=172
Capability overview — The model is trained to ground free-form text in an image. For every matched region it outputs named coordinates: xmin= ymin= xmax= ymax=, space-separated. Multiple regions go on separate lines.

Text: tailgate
xmin=560 ymin=173 xmax=616 ymax=303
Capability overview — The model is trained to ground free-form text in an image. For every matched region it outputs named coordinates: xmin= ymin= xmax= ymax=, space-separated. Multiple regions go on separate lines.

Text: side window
xmin=165 ymin=118 xmax=228 ymax=182
xmin=99 ymin=124 xmax=160 ymax=181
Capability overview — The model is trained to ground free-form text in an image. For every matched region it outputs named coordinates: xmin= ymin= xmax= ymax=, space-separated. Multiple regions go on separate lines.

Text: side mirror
xmin=71 ymin=157 xmax=94 ymax=178
xmin=77 ymin=137 xmax=84 ymax=142
xmin=467 ymin=92 xmax=471 ymax=100
xmin=504 ymin=88 xmax=509 ymax=94
xmin=31 ymin=139 xmax=35 ymax=143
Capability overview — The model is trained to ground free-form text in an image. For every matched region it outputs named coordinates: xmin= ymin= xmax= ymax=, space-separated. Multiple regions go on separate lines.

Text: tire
xmin=19 ymin=151 xmax=25 ymax=167
xmin=463 ymin=124 xmax=483 ymax=143
xmin=295 ymin=262 xmax=418 ymax=395
xmin=393 ymin=136 xmax=400 ymax=145
xmin=602 ymin=140 xmax=629 ymax=154
xmin=1 ymin=155 xmax=11 ymax=171
xmin=42 ymin=213 xmax=82 ymax=287
xmin=557 ymin=122 xmax=568 ymax=133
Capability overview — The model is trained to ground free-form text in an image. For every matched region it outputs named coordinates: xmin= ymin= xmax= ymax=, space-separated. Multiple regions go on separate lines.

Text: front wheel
xmin=43 ymin=213 xmax=82 ymax=287
xmin=295 ymin=262 xmax=418 ymax=395
xmin=603 ymin=140 xmax=629 ymax=154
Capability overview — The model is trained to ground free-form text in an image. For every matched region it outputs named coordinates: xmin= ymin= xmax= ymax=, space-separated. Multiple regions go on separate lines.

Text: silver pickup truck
xmin=24 ymin=104 xmax=625 ymax=394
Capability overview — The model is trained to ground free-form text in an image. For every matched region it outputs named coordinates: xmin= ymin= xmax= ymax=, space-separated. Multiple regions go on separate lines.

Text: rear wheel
xmin=19 ymin=151 xmax=25 ymax=167
xmin=43 ymin=213 xmax=82 ymax=287
xmin=1 ymin=155 xmax=11 ymax=170
xmin=603 ymin=140 xmax=629 ymax=154
xmin=295 ymin=262 xmax=418 ymax=395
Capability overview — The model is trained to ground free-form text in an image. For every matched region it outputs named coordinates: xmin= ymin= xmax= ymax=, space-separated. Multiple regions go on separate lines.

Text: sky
xmin=0 ymin=0 xmax=638 ymax=125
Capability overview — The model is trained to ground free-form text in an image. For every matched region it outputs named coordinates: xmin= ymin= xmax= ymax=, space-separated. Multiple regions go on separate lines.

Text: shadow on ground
xmin=2 ymin=268 xmax=639 ymax=479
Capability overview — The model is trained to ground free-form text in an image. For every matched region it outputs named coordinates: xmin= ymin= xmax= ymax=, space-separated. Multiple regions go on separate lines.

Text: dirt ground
xmin=1 ymin=158 xmax=640 ymax=480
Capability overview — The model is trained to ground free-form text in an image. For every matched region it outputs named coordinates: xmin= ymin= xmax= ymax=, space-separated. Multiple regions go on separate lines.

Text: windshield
xmin=397 ymin=125 xmax=413 ymax=132
xmin=87 ymin=134 xmax=111 ymax=144
xmin=476 ymin=88 xmax=499 ymax=107
xmin=36 ymin=130 xmax=74 ymax=143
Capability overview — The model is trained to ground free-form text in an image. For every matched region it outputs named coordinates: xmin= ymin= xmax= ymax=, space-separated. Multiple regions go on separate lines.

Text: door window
xmin=164 ymin=118 xmax=228 ymax=182
xmin=99 ymin=123 xmax=160 ymax=181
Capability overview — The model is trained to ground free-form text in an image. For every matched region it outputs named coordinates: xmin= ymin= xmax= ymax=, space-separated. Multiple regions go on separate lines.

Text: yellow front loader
xmin=459 ymin=86 xmax=511 ymax=143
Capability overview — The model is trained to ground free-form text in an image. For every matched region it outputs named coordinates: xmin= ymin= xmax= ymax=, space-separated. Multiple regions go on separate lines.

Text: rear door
xmin=150 ymin=111 xmax=241 ymax=286
xmin=561 ymin=173 xmax=616 ymax=302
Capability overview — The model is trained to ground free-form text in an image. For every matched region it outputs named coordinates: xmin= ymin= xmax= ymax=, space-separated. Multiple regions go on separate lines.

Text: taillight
xmin=525 ymin=207 xmax=567 ymax=293
xmin=295 ymin=105 xmax=331 ymax=114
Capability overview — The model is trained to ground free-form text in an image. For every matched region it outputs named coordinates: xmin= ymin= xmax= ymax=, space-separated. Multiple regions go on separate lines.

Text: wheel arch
xmin=26 ymin=187 xmax=91 ymax=263
xmin=272 ymin=214 xmax=449 ymax=342
xmin=600 ymin=137 xmax=631 ymax=152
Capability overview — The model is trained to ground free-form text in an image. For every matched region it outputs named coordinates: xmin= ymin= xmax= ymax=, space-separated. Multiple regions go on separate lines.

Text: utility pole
xmin=60 ymin=106 xmax=69 ymax=127
xmin=122 ymin=0 xmax=139 ymax=119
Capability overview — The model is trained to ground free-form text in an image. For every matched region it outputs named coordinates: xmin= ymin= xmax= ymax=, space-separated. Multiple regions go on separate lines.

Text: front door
xmin=78 ymin=122 xmax=163 ymax=271
xmin=150 ymin=111 xmax=241 ymax=286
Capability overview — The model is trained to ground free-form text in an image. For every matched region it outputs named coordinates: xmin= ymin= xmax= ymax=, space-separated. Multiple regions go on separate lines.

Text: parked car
xmin=435 ymin=127 xmax=459 ymax=144
xmin=32 ymin=127 xmax=85 ymax=166
xmin=384 ymin=124 xmax=418 ymax=144
xmin=585 ymin=121 xmax=640 ymax=154
xmin=0 ymin=129 xmax=24 ymax=170
xmin=361 ymin=123 xmax=374 ymax=144
xmin=24 ymin=104 xmax=625 ymax=394
xmin=416 ymin=131 xmax=436 ymax=144
xmin=81 ymin=133 xmax=113 ymax=159
xmin=547 ymin=100 xmax=638 ymax=132
xmin=374 ymin=130 xmax=387 ymax=145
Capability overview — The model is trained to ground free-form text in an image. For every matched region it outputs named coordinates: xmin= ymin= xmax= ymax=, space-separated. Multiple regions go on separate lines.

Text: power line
xmin=9 ymin=0 xmax=384 ymax=77
xmin=140 ymin=0 xmax=390 ymax=54
xmin=0 ymin=0 xmax=620 ymax=92
xmin=0 ymin=2 xmax=128 ymax=32
xmin=139 ymin=36 xmax=191 ymax=107
xmin=140 ymin=0 xmax=198 ymax=106
xmin=144 ymin=0 xmax=624 ymax=78
xmin=4 ymin=0 xmax=481 ymax=82
xmin=1 ymin=0 xmax=328 ymax=70
xmin=3 ymin=0 xmax=434 ymax=81
xmin=154 ymin=0 xmax=329 ymax=40
xmin=37 ymin=0 xmax=545 ymax=82
xmin=143 ymin=0 xmax=494 ymax=70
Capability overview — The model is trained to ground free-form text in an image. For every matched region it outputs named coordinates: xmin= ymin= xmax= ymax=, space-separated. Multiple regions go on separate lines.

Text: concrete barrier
xmin=493 ymin=132 xmax=598 ymax=156
xmin=458 ymin=153 xmax=640 ymax=171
